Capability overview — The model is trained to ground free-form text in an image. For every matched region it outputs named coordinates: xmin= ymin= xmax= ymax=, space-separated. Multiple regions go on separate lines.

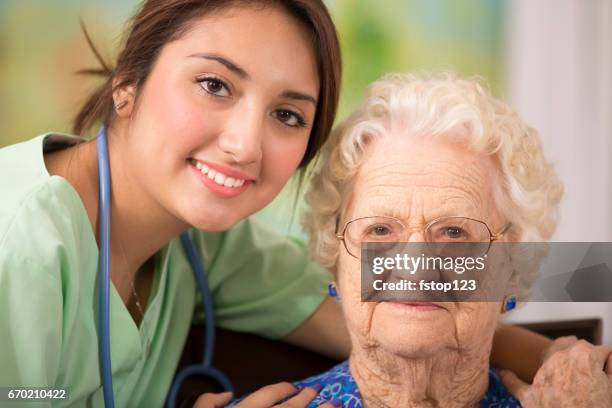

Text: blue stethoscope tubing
xmin=96 ymin=127 xmax=233 ymax=408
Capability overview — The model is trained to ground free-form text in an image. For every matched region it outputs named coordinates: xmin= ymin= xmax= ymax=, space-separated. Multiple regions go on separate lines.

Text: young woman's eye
xmin=274 ymin=109 xmax=307 ymax=128
xmin=197 ymin=77 xmax=230 ymax=97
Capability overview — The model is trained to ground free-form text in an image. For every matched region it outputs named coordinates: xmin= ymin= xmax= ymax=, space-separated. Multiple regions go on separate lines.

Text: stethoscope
xmin=96 ymin=127 xmax=233 ymax=408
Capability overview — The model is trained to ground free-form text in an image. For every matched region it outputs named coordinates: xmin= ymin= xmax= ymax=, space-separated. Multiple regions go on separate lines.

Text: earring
xmin=114 ymin=100 xmax=128 ymax=111
xmin=502 ymin=294 xmax=517 ymax=313
xmin=328 ymin=282 xmax=340 ymax=301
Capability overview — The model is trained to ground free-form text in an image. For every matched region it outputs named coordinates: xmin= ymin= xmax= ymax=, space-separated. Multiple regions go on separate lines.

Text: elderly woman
xmin=291 ymin=73 xmax=612 ymax=408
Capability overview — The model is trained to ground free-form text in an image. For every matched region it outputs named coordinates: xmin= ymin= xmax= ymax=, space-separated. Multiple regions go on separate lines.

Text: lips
xmin=189 ymin=159 xmax=253 ymax=198
xmin=190 ymin=158 xmax=255 ymax=186
xmin=194 ymin=161 xmax=245 ymax=187
xmin=389 ymin=301 xmax=444 ymax=311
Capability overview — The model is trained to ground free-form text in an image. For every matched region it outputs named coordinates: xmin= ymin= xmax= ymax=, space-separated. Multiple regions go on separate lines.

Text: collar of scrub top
xmin=95 ymin=127 xmax=233 ymax=408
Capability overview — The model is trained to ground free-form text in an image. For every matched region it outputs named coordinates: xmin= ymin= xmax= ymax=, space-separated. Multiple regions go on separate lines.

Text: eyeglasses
xmin=335 ymin=216 xmax=512 ymax=258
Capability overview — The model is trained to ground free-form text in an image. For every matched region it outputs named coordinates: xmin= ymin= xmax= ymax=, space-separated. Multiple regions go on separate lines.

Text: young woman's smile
xmin=188 ymin=157 xmax=254 ymax=198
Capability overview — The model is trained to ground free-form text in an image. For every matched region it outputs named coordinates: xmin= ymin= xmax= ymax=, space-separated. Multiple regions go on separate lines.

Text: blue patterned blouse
xmin=228 ymin=361 xmax=521 ymax=407
xmin=294 ymin=361 xmax=521 ymax=408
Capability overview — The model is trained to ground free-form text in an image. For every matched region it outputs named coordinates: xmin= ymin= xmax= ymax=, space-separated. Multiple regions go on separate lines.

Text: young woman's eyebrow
xmin=188 ymin=52 xmax=249 ymax=79
xmin=281 ymin=90 xmax=317 ymax=106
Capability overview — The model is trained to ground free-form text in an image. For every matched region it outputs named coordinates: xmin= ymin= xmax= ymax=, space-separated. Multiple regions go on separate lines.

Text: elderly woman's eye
xmin=367 ymin=225 xmax=392 ymax=236
xmin=197 ymin=77 xmax=230 ymax=97
xmin=445 ymin=226 xmax=466 ymax=239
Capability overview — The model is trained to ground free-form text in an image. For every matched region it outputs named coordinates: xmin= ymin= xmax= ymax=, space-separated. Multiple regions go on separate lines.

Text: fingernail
xmin=310 ymin=384 xmax=323 ymax=393
xmin=330 ymin=398 xmax=343 ymax=407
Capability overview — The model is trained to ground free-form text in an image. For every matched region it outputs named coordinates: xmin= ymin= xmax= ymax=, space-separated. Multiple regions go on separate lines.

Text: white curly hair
xmin=302 ymin=72 xmax=563 ymax=299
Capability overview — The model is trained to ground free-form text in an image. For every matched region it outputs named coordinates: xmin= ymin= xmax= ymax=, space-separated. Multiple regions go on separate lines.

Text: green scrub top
xmin=0 ymin=134 xmax=330 ymax=407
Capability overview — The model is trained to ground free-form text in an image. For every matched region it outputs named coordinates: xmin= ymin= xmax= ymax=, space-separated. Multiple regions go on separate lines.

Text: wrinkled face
xmin=337 ymin=136 xmax=509 ymax=359
xmin=118 ymin=6 xmax=319 ymax=231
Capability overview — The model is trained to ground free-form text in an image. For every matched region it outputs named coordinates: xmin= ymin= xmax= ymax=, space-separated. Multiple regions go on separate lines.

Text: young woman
xmin=0 ymin=1 xmax=574 ymax=407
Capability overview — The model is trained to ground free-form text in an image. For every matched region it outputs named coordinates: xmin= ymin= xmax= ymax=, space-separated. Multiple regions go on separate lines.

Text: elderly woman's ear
xmin=501 ymin=273 xmax=520 ymax=314
xmin=327 ymin=281 xmax=341 ymax=302
xmin=501 ymin=244 xmax=521 ymax=314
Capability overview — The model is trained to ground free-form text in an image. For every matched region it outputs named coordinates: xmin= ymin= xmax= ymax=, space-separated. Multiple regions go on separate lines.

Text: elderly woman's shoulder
xmin=484 ymin=368 xmax=522 ymax=407
xmin=293 ymin=361 xmax=361 ymax=407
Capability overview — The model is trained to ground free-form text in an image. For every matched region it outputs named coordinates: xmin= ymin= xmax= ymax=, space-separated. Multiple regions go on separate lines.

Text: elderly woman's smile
xmin=389 ymin=301 xmax=444 ymax=311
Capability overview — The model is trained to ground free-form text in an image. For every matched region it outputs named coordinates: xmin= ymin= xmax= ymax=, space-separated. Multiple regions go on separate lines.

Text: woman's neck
xmin=349 ymin=345 xmax=490 ymax=408
xmin=105 ymin=128 xmax=189 ymax=274
xmin=44 ymin=127 xmax=189 ymax=302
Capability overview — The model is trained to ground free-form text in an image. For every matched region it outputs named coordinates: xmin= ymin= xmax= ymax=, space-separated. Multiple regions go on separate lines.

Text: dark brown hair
xmin=73 ymin=0 xmax=341 ymax=169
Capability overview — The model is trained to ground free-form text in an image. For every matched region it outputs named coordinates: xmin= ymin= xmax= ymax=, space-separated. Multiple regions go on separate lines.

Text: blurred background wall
xmin=1 ymin=0 xmax=610 ymax=343
xmin=502 ymin=0 xmax=612 ymax=345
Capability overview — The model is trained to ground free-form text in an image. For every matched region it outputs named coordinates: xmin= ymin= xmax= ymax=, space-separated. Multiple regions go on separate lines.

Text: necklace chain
xmin=130 ymin=280 xmax=146 ymax=321
xmin=117 ymin=236 xmax=152 ymax=359
xmin=129 ymin=271 xmax=152 ymax=359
